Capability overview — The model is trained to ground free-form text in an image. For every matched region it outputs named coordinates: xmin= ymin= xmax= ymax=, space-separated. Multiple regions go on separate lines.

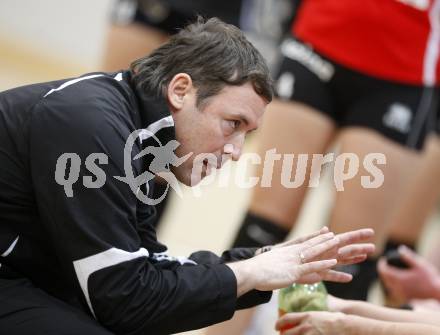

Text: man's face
xmin=167 ymin=75 xmax=267 ymax=186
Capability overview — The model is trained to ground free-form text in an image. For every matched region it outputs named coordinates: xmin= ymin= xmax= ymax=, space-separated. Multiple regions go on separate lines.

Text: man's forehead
xmin=207 ymin=83 xmax=266 ymax=118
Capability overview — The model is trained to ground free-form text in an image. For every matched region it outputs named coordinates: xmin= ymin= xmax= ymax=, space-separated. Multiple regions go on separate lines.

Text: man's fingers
xmin=336 ymin=228 xmax=374 ymax=247
xmin=276 ymin=227 xmax=330 ymax=249
xmin=322 ymin=270 xmax=353 ymax=283
xmin=337 ymin=254 xmax=368 ymax=265
xmin=275 ymin=312 xmax=308 ymax=330
xmin=338 ymin=243 xmax=375 ymax=259
xmin=300 ymin=232 xmax=335 ymax=250
xmin=302 ymin=237 xmax=339 ymax=261
xmin=296 ymin=272 xmax=323 ymax=284
xmin=298 ymin=259 xmax=337 ymax=277
xmin=289 ymin=227 xmax=329 ymax=245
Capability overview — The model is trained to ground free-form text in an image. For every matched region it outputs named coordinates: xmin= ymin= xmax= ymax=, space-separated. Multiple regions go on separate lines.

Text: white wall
xmin=0 ymin=0 xmax=114 ymax=68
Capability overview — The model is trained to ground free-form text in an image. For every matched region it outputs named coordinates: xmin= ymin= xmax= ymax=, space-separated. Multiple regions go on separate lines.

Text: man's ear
xmin=167 ymin=73 xmax=193 ymax=112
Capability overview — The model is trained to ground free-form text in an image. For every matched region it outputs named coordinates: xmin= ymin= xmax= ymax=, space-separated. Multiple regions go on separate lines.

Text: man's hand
xmin=273 ymin=227 xmax=375 ymax=284
xmin=275 ymin=311 xmax=347 ymax=335
xmin=227 ymin=227 xmax=375 ymax=297
xmin=378 ymin=245 xmax=440 ymax=302
xmin=301 ymin=227 xmax=375 ymax=283
xmin=227 ymin=231 xmax=340 ymax=295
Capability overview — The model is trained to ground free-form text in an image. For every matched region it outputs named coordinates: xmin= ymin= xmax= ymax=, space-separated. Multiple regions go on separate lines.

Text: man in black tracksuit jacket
xmin=0 ymin=67 xmax=272 ymax=334
xmin=0 ymin=17 xmax=373 ymax=335
xmin=0 ymin=17 xmax=279 ymax=334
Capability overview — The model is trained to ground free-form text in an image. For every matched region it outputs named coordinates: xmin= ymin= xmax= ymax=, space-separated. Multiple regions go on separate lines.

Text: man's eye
xmin=229 ymin=120 xmax=240 ymax=129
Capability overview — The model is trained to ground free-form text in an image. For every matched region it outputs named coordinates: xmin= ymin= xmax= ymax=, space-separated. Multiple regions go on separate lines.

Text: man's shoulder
xmin=36 ymin=72 xmax=137 ymax=126
xmin=22 ymin=72 xmax=141 ymax=153
xmin=0 ymin=72 xmax=134 ymax=117
xmin=43 ymin=71 xmax=133 ymax=105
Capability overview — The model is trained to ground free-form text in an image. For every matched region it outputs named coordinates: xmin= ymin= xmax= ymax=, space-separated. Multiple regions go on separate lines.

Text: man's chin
xmin=174 ymin=166 xmax=212 ymax=187
xmin=188 ymin=173 xmax=206 ymax=187
xmin=173 ymin=172 xmax=202 ymax=187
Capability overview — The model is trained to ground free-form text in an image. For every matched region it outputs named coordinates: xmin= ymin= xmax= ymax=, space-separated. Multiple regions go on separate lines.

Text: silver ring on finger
xmin=299 ymin=251 xmax=306 ymax=264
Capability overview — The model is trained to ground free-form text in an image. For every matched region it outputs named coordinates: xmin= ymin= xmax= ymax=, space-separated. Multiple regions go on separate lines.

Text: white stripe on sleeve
xmin=73 ymin=247 xmax=149 ymax=318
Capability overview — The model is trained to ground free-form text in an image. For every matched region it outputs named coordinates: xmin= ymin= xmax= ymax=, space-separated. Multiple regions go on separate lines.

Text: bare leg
xmin=249 ymin=99 xmax=336 ymax=229
xmin=381 ymin=135 xmax=440 ymax=307
xmin=387 ymin=135 xmax=440 ymax=247
xmin=328 ymin=127 xmax=420 ymax=255
xmin=322 ymin=128 xmax=420 ymax=301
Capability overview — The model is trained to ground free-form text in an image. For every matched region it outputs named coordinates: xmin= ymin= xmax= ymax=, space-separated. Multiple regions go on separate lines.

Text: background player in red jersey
xmin=212 ymin=1 xmax=440 ymax=333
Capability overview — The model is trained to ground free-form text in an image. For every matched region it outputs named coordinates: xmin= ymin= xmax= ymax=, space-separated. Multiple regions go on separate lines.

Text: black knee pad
xmin=231 ymin=212 xmax=290 ymax=248
xmin=325 ymin=240 xmax=417 ymax=301
xmin=325 ymin=258 xmax=378 ymax=301
xmin=384 ymin=239 xmax=416 ymax=254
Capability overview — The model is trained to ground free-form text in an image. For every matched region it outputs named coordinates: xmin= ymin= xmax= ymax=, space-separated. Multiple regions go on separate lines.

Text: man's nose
xmin=231 ymin=145 xmax=242 ymax=161
xmin=224 ymin=136 xmax=244 ymax=161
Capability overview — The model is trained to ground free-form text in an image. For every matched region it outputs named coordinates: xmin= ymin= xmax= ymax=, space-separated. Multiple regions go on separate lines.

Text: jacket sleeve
xmin=28 ymin=89 xmax=239 ymax=335
xmin=221 ymin=248 xmax=273 ymax=309
xmin=189 ymin=248 xmax=273 ymax=310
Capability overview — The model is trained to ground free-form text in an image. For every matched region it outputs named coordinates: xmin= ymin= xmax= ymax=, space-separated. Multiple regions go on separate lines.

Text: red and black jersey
xmin=293 ymin=0 xmax=440 ymax=85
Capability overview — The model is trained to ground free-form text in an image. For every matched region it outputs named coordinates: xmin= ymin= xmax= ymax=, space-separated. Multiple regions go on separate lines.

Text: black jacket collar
xmin=125 ymin=70 xmax=176 ymax=146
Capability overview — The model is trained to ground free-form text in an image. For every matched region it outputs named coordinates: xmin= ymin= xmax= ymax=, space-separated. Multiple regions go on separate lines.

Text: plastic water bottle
xmin=278 ymin=282 xmax=328 ymax=332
